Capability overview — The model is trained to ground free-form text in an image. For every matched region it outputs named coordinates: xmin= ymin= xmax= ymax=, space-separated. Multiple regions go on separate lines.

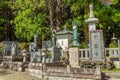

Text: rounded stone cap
xmin=85 ymin=17 xmax=99 ymax=23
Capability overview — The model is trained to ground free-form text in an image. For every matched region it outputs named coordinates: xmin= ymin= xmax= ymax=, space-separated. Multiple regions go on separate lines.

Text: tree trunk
xmin=56 ymin=0 xmax=62 ymax=31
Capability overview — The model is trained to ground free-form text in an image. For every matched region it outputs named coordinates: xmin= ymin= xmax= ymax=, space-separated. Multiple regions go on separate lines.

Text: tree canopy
xmin=0 ymin=0 xmax=120 ymax=47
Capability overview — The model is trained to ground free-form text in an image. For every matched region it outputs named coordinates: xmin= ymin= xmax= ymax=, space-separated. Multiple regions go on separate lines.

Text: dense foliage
xmin=0 ymin=0 xmax=120 ymax=47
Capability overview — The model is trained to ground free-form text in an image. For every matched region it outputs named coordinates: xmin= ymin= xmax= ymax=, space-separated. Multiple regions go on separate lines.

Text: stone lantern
xmin=112 ymin=33 xmax=117 ymax=43
xmin=85 ymin=4 xmax=99 ymax=31
xmin=41 ymin=48 xmax=47 ymax=63
xmin=22 ymin=49 xmax=27 ymax=63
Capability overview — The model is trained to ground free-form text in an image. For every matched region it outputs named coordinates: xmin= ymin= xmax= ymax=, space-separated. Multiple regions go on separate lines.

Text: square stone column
xmin=69 ymin=48 xmax=79 ymax=67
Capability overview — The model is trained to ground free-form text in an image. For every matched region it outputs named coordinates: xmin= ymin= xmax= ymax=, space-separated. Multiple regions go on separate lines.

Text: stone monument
xmin=69 ymin=48 xmax=79 ymax=67
xmin=50 ymin=29 xmax=62 ymax=62
xmin=89 ymin=30 xmax=104 ymax=61
xmin=29 ymin=33 xmax=42 ymax=62
xmin=56 ymin=27 xmax=73 ymax=49
xmin=2 ymin=41 xmax=18 ymax=55
xmin=85 ymin=4 xmax=104 ymax=61
xmin=42 ymin=40 xmax=51 ymax=50
xmin=85 ymin=4 xmax=98 ymax=31
xmin=30 ymin=49 xmax=41 ymax=62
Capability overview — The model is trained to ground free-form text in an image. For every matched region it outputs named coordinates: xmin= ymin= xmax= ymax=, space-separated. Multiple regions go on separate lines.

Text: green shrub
xmin=18 ymin=42 xmax=29 ymax=50
xmin=70 ymin=43 xmax=74 ymax=47
xmin=60 ymin=56 xmax=67 ymax=61
xmin=46 ymin=52 xmax=51 ymax=57
xmin=78 ymin=42 xmax=87 ymax=49
xmin=109 ymin=42 xmax=118 ymax=48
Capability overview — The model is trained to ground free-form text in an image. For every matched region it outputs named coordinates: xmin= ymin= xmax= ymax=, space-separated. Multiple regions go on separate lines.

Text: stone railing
xmin=79 ymin=49 xmax=90 ymax=60
xmin=79 ymin=48 xmax=120 ymax=60
xmin=105 ymin=48 xmax=119 ymax=57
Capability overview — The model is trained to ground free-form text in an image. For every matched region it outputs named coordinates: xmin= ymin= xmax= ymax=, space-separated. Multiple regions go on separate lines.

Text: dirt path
xmin=0 ymin=69 xmax=40 ymax=80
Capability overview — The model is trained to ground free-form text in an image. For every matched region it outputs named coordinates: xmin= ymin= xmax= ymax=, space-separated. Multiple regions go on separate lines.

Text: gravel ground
xmin=0 ymin=69 xmax=41 ymax=80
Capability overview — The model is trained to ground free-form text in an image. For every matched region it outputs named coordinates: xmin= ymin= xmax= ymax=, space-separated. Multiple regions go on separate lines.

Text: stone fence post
xmin=67 ymin=65 xmax=71 ymax=73
xmin=95 ymin=65 xmax=101 ymax=75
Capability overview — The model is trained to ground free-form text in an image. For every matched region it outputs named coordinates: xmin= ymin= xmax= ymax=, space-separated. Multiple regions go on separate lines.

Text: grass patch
xmin=101 ymin=67 xmax=120 ymax=72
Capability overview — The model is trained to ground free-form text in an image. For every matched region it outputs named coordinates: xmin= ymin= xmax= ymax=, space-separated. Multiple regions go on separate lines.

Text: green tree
xmin=0 ymin=0 xmax=14 ymax=41
xmin=62 ymin=0 xmax=120 ymax=47
xmin=13 ymin=0 xmax=50 ymax=42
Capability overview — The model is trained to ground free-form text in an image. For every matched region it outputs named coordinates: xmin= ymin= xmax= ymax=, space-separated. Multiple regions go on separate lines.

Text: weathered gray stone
xmin=113 ymin=61 xmax=120 ymax=69
xmin=30 ymin=49 xmax=41 ymax=62
xmin=69 ymin=48 xmax=79 ymax=67
xmin=89 ymin=30 xmax=105 ymax=61
xmin=2 ymin=41 xmax=18 ymax=55
xmin=51 ymin=47 xmax=61 ymax=62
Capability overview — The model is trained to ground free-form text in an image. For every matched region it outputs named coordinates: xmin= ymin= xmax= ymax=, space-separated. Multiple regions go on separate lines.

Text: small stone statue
xmin=22 ymin=49 xmax=27 ymax=62
xmin=72 ymin=21 xmax=79 ymax=46
xmin=52 ymin=29 xmax=56 ymax=47
xmin=11 ymin=43 xmax=16 ymax=55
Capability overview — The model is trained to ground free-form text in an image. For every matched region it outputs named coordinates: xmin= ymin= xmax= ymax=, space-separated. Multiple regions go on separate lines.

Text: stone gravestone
xmin=2 ymin=41 xmax=18 ymax=68
xmin=51 ymin=47 xmax=61 ymax=62
xmin=52 ymin=29 xmax=56 ymax=47
xmin=89 ymin=30 xmax=104 ymax=61
xmin=29 ymin=42 xmax=36 ymax=52
xmin=69 ymin=48 xmax=79 ymax=67
xmin=85 ymin=4 xmax=104 ymax=61
xmin=30 ymin=49 xmax=41 ymax=62
xmin=50 ymin=29 xmax=62 ymax=62
xmin=42 ymin=40 xmax=51 ymax=50
xmin=2 ymin=41 xmax=18 ymax=55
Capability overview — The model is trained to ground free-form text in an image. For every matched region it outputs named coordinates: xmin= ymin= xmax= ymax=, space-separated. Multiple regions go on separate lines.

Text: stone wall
xmin=27 ymin=63 xmax=101 ymax=80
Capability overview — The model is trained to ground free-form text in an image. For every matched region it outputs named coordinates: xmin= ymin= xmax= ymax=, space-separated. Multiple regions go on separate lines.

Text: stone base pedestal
xmin=113 ymin=61 xmax=120 ymax=69
xmin=18 ymin=67 xmax=23 ymax=72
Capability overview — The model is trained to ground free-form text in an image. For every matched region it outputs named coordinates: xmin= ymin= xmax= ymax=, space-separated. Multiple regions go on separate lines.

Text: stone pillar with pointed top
xmin=85 ymin=4 xmax=99 ymax=59
xmin=85 ymin=4 xmax=99 ymax=31
xmin=112 ymin=33 xmax=117 ymax=43
xmin=34 ymin=33 xmax=37 ymax=48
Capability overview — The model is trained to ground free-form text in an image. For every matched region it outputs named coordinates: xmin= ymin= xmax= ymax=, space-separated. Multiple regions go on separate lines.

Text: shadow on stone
xmin=101 ymin=72 xmax=110 ymax=80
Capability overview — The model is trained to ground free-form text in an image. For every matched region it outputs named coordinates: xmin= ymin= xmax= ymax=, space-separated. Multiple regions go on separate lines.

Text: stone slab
xmin=113 ymin=61 xmax=120 ymax=69
xmin=89 ymin=30 xmax=104 ymax=61
xmin=30 ymin=50 xmax=41 ymax=62
xmin=69 ymin=48 xmax=79 ymax=67
xmin=51 ymin=47 xmax=61 ymax=62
